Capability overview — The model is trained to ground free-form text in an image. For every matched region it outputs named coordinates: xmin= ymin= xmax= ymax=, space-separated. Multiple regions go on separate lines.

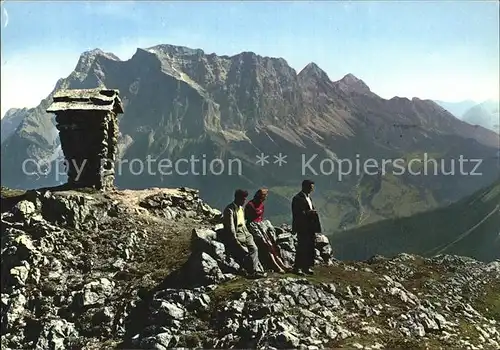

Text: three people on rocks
xmin=222 ymin=179 xmax=322 ymax=278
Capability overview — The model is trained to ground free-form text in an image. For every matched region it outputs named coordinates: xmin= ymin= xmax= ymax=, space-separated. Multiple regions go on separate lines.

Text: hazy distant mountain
xmin=1 ymin=44 xmax=499 ymax=232
xmin=462 ymin=99 xmax=500 ymax=134
xmin=1 ymin=108 xmax=29 ymax=144
xmin=434 ymin=99 xmax=500 ymax=134
xmin=433 ymin=100 xmax=477 ymax=119
xmin=331 ymin=178 xmax=500 ymax=262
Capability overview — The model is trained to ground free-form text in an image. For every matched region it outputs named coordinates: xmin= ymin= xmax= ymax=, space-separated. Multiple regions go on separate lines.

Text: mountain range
xmin=1 ymin=44 xmax=499 ymax=232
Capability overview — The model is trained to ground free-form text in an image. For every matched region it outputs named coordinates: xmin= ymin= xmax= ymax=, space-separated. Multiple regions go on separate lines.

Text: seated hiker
xmin=222 ymin=189 xmax=266 ymax=278
xmin=245 ymin=188 xmax=290 ymax=273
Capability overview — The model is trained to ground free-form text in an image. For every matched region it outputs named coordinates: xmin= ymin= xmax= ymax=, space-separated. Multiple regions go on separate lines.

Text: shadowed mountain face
xmin=1 ymin=44 xmax=499 ymax=232
xmin=331 ymin=179 xmax=500 ymax=262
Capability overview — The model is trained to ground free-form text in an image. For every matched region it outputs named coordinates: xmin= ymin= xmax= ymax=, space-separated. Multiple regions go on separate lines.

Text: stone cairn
xmin=46 ymin=89 xmax=123 ymax=190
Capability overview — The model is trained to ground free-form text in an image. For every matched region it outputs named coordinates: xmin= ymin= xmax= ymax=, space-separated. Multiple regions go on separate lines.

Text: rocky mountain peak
xmin=298 ymin=62 xmax=331 ymax=82
xmin=237 ymin=50 xmax=258 ymax=57
xmin=130 ymin=47 xmax=164 ymax=67
xmin=147 ymin=44 xmax=205 ymax=57
xmin=336 ymin=73 xmax=372 ymax=94
xmin=74 ymin=48 xmax=121 ymax=73
xmin=3 ymin=107 xmax=25 ymax=119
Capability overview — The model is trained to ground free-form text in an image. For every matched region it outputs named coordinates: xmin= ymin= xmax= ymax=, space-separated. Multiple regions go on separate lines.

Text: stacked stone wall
xmin=55 ymin=111 xmax=118 ymax=189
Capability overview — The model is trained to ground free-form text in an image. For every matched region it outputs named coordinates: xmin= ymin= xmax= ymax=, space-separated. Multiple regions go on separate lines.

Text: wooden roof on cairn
xmin=46 ymin=89 xmax=124 ymax=113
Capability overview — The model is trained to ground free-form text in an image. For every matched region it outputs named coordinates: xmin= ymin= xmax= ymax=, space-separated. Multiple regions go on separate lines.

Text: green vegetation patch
xmin=472 ymin=279 xmax=500 ymax=321
xmin=115 ymin=217 xmax=195 ymax=291
xmin=74 ymin=187 xmax=101 ymax=194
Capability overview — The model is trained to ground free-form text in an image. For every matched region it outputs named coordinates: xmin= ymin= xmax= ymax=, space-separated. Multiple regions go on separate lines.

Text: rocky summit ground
xmin=1 ymin=187 xmax=499 ymax=349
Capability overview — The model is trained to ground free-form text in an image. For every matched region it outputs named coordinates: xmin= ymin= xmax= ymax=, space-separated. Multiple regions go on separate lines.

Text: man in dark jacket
xmin=291 ymin=179 xmax=322 ymax=276
xmin=223 ymin=189 xmax=266 ymax=278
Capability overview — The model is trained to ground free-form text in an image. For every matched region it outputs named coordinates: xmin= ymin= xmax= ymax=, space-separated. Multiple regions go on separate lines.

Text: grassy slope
xmin=330 ymin=179 xmax=500 ymax=262
xmin=267 ymin=173 xmax=441 ymax=232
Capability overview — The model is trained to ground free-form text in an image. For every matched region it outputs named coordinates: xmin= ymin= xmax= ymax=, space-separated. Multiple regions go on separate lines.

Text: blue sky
xmin=1 ymin=0 xmax=499 ymax=118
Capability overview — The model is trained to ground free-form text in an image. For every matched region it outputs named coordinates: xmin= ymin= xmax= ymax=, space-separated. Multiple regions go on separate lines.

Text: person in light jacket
xmin=223 ymin=189 xmax=266 ymax=278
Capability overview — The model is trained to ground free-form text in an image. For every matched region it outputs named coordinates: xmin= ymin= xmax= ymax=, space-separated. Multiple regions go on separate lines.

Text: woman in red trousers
xmin=245 ymin=188 xmax=290 ymax=273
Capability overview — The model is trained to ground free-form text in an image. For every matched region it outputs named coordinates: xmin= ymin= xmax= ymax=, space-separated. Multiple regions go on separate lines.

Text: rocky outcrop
xmin=130 ymin=256 xmax=500 ymax=349
xmin=172 ymin=224 xmax=334 ymax=288
xmin=1 ymin=188 xmax=499 ymax=349
xmin=1 ymin=187 xmax=217 ymax=349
